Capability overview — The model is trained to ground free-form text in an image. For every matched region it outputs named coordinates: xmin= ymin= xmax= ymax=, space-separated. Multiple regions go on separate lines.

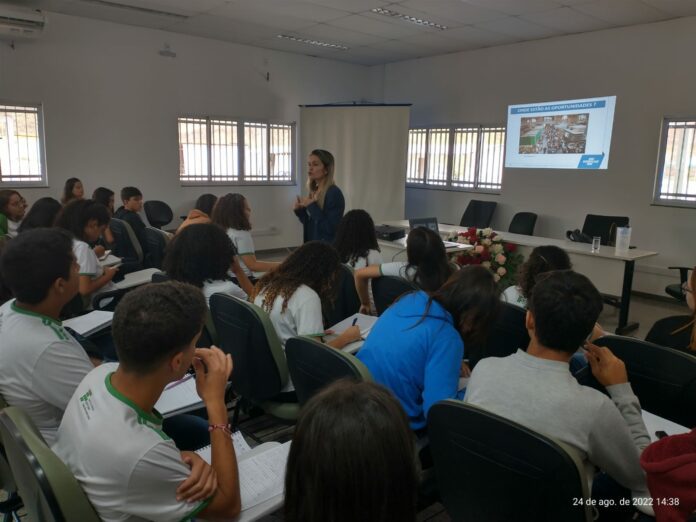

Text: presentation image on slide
xmin=505 ymin=96 xmax=616 ymax=169
xmin=518 ymin=114 xmax=588 ymax=154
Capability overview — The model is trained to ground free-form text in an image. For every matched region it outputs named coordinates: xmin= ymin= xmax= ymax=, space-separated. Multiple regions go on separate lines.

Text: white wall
xmin=380 ymin=16 xmax=696 ymax=295
xmin=0 ymin=13 xmax=374 ymax=249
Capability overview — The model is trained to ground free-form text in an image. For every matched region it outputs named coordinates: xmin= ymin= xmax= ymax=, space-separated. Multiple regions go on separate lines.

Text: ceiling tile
xmin=522 ymin=6 xmax=613 ymax=32
xmin=208 ymin=1 xmax=335 ymax=31
xmin=223 ymin=0 xmax=349 ymax=22
xmin=41 ymin=0 xmax=178 ymax=29
xmin=166 ymin=13 xmax=279 ymax=42
xmin=476 ymin=16 xmax=562 ymax=38
xmin=440 ymin=25 xmax=520 ymax=46
xmin=400 ymin=31 xmax=471 ymax=52
xmin=330 ymin=13 xmax=424 ymax=38
xmin=398 ymin=0 xmax=508 ymax=25
xmin=302 ymin=0 xmax=391 ymax=13
xmin=642 ymin=0 xmax=696 ymax=16
xmin=463 ymin=0 xmax=563 ymax=16
xmin=252 ymin=35 xmax=345 ymax=59
xmin=340 ymin=46 xmax=411 ymax=65
xmin=574 ymin=0 xmax=674 ymax=24
xmin=94 ymin=0 xmax=229 ymax=16
xmin=295 ymin=23 xmax=387 ymax=46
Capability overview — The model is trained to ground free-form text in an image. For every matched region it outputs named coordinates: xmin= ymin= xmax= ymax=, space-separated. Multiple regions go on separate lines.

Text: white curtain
xmin=299 ymin=105 xmax=410 ymax=223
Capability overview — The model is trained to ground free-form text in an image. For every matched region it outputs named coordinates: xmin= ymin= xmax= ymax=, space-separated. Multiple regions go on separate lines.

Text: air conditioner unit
xmin=0 ymin=4 xmax=46 ymax=41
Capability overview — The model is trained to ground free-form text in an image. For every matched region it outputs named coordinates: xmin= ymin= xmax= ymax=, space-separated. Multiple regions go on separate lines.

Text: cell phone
xmin=655 ymin=430 xmax=668 ymax=439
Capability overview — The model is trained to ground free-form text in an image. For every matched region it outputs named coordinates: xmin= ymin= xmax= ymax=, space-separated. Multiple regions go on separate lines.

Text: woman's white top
xmin=227 ymin=228 xmax=255 ymax=278
xmin=502 ymin=285 xmax=527 ymax=308
xmin=202 ymin=279 xmax=247 ymax=307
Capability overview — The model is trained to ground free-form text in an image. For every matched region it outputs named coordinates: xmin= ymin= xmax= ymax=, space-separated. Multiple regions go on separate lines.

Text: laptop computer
xmin=408 ymin=217 xmax=463 ymax=249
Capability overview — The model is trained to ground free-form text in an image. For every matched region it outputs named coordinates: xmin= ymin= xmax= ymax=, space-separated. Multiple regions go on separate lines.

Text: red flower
xmin=468 ymin=227 xmax=477 ymax=236
xmin=505 ymin=243 xmax=517 ymax=252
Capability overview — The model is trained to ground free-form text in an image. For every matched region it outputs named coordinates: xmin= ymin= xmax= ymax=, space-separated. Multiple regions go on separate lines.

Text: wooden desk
xmin=380 ymin=221 xmax=658 ymax=335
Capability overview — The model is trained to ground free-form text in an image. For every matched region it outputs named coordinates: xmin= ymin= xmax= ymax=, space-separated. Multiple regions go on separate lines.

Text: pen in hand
xmin=352 ymin=317 xmax=358 ymax=327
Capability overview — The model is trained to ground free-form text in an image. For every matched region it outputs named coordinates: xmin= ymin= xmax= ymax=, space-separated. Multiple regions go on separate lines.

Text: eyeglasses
xmin=682 ymin=282 xmax=693 ymax=295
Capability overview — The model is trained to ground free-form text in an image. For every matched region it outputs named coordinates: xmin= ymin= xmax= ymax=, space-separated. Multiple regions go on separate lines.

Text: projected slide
xmin=505 ymin=96 xmax=616 ymax=169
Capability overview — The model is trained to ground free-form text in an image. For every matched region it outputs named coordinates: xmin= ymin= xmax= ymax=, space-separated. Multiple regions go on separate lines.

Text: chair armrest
xmin=91 ymin=289 xmax=128 ymax=311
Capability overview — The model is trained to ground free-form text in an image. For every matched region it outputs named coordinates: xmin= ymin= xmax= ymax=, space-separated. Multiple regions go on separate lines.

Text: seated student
xmin=334 ymin=209 xmax=383 ymax=269
xmin=464 ymin=270 xmax=650 ymax=499
xmin=177 ymin=193 xmax=217 ymax=234
xmin=357 ymin=266 xmax=500 ymax=432
xmin=92 ymin=187 xmax=116 ymax=249
xmin=17 ymin=197 xmax=62 ymax=233
xmin=212 ymin=193 xmax=280 ymax=277
xmin=640 ymin=426 xmax=696 ymax=521
xmin=113 ymin=186 xmax=147 ymax=250
xmin=646 ymin=266 xmax=696 ymax=354
xmin=285 ymin=380 xmax=418 ymax=522
xmin=0 ymin=228 xmax=96 ymax=444
xmin=251 ymin=241 xmax=361 ymax=389
xmin=502 ymin=245 xmax=571 ymax=308
xmin=61 ymin=177 xmax=84 ymax=206
xmin=56 ymin=200 xmax=118 ymax=302
xmin=53 ymin=282 xmax=241 ymax=521
xmin=354 ymin=226 xmax=452 ymax=315
xmin=163 ymin=223 xmax=247 ymax=306
xmin=0 ymin=189 xmax=26 ymax=238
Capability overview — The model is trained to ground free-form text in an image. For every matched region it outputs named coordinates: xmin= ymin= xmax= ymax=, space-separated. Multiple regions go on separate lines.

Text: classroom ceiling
xmin=13 ymin=0 xmax=696 ymax=65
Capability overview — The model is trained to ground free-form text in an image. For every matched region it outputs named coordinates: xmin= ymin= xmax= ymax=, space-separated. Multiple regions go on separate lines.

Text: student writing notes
xmin=53 ymin=282 xmax=241 ymax=521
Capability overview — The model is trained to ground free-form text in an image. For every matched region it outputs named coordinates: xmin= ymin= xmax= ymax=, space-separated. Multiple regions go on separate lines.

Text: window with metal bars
xmin=0 ymin=104 xmax=46 ymax=186
xmin=178 ymin=117 xmax=294 ymax=185
xmin=406 ymin=125 xmax=505 ymax=192
xmin=654 ymin=118 xmax=696 ymax=208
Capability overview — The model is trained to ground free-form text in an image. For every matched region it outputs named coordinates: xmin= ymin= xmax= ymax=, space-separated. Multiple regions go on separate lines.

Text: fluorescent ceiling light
xmin=371 ymin=7 xmax=447 ymax=30
xmin=75 ymin=0 xmax=188 ymax=19
xmin=276 ymin=34 xmax=349 ymax=51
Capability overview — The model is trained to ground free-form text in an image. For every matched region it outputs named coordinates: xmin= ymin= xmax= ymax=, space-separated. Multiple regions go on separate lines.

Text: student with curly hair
xmin=285 ymin=380 xmax=418 ymax=522
xmin=354 ymin=226 xmax=452 ymax=315
xmin=502 ymin=245 xmax=571 ymax=308
xmin=211 ymin=193 xmax=279 ymax=277
xmin=251 ymin=242 xmax=361 ymax=390
xmin=61 ymin=177 xmax=85 ymax=205
xmin=163 ymin=223 xmax=247 ymax=306
xmin=0 ymin=189 xmax=26 ymax=238
xmin=55 ymin=199 xmax=118 ymax=300
xmin=177 ymin=193 xmax=217 ymax=234
xmin=17 ymin=197 xmax=62 ymax=233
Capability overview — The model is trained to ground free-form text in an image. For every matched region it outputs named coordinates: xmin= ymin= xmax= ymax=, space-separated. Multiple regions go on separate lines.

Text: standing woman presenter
xmin=293 ymin=149 xmax=345 ymax=243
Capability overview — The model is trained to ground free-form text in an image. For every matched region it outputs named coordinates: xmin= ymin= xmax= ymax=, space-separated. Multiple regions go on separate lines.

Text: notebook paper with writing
xmin=154 ymin=378 xmax=203 ymax=417
xmin=328 ymin=313 xmax=377 ymax=338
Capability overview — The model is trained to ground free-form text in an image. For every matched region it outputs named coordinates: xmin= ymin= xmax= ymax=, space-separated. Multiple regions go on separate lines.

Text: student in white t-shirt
xmin=251 ymin=242 xmax=361 ymax=390
xmin=53 ymin=282 xmax=241 ymax=521
xmin=163 ymin=223 xmax=247 ymax=306
xmin=501 ymin=245 xmax=571 ymax=309
xmin=55 ymin=199 xmax=118 ymax=301
xmin=211 ymin=193 xmax=280 ymax=278
xmin=334 ymin=209 xmax=383 ymax=269
xmin=0 ymin=229 xmax=96 ymax=445
xmin=354 ymin=226 xmax=453 ymax=314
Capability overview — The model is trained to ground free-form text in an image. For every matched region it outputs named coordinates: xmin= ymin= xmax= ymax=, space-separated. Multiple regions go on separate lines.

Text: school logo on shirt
xmin=80 ymin=389 xmax=95 ymax=419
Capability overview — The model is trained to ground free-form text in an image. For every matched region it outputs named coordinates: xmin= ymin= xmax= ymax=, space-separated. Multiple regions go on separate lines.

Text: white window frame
xmin=653 ymin=117 xmax=696 ymax=209
xmin=177 ymin=116 xmax=296 ymax=186
xmin=406 ymin=124 xmax=505 ymax=194
xmin=0 ymin=101 xmax=48 ymax=188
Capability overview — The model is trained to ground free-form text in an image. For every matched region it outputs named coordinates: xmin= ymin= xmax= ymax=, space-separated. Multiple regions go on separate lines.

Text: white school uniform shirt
xmin=202 ymin=279 xmax=247 ymax=307
xmin=7 ymin=219 xmax=20 ymax=238
xmin=73 ymin=239 xmax=117 ymax=295
xmin=0 ymin=300 xmax=93 ymax=445
xmin=346 ymin=249 xmax=383 ymax=314
xmin=52 ymin=363 xmax=210 ymax=522
xmin=253 ymin=285 xmax=325 ymax=392
xmin=227 ymin=228 xmax=256 ymax=278
xmin=379 ymin=261 xmax=417 ymax=281
xmin=502 ymin=285 xmax=527 ymax=308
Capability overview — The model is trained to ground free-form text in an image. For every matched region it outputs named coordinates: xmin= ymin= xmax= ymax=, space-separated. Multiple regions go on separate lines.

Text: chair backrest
xmin=428 ymin=400 xmax=591 ymax=522
xmin=581 ymin=214 xmax=629 ymax=246
xmin=143 ymin=200 xmax=173 ymax=229
xmin=109 ymin=218 xmax=143 ymax=265
xmin=508 ymin=212 xmax=538 ymax=236
xmin=371 ymin=275 xmax=418 ymax=316
xmin=0 ymin=392 xmax=17 ymax=494
xmin=0 ymin=407 xmax=100 ymax=522
xmin=143 ymin=226 xmax=169 ymax=269
xmin=324 ymin=264 xmax=361 ymax=326
xmin=209 ymin=293 xmax=288 ymax=400
xmin=594 ymin=335 xmax=696 ymax=427
xmin=459 ymin=200 xmax=497 ymax=228
xmin=645 ymin=315 xmax=693 ymax=352
xmin=468 ymin=303 xmax=529 ymax=368
xmin=286 ymin=336 xmax=372 ymax=406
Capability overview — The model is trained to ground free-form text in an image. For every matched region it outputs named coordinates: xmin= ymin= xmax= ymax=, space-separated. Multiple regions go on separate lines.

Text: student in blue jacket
xmin=293 ymin=149 xmax=345 ymax=243
xmin=357 ymin=265 xmax=501 ymax=432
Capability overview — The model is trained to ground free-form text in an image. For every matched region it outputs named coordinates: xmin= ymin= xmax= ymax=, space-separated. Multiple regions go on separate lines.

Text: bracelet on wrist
xmin=208 ymin=423 xmax=232 ymax=436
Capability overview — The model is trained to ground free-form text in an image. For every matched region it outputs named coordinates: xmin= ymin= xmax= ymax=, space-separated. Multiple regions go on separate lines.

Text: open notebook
xmin=328 ymin=313 xmax=377 ymax=338
xmin=197 ymin=440 xmax=291 ymax=513
xmin=154 ymin=377 xmax=203 ymax=418
xmin=114 ymin=268 xmax=162 ymax=290
xmin=63 ymin=310 xmax=113 ymax=337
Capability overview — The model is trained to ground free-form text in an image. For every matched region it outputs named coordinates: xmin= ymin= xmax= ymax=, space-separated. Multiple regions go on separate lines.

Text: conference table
xmin=379 ymin=221 xmax=658 ymax=335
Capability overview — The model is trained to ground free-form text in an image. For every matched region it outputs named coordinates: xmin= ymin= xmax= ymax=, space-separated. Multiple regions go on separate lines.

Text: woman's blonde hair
xmin=306 ymin=149 xmax=335 ymax=209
